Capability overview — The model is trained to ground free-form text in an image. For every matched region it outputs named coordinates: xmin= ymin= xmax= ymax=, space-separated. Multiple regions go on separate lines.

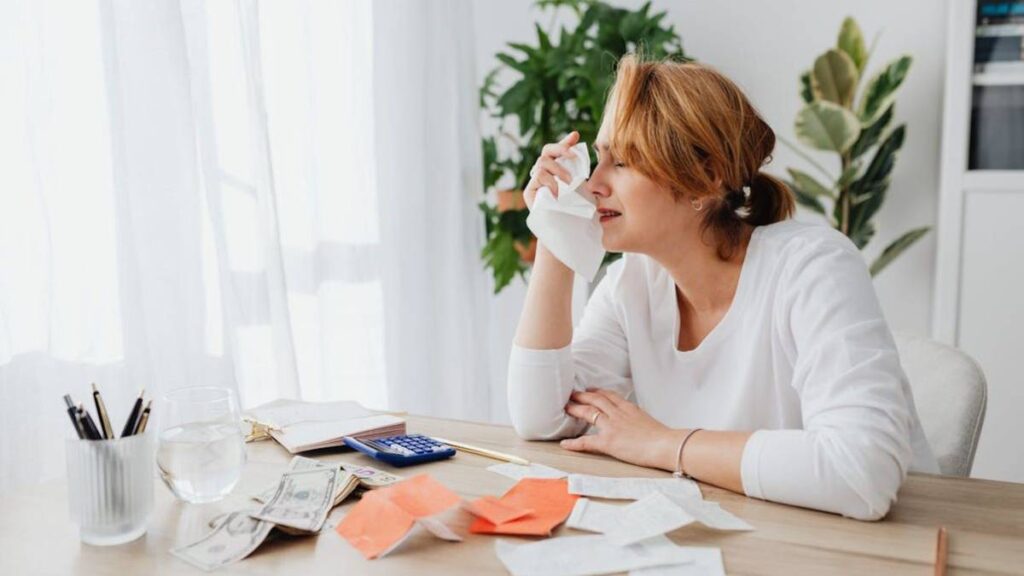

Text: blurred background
xmin=2 ymin=0 xmax=1021 ymax=489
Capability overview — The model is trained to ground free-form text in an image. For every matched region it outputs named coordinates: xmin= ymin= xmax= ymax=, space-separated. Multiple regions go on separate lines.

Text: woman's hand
xmin=523 ymin=131 xmax=580 ymax=210
xmin=561 ymin=388 xmax=682 ymax=470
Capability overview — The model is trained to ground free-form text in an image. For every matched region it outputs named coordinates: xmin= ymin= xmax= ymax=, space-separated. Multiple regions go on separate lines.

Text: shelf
xmin=963 ymin=170 xmax=1024 ymax=191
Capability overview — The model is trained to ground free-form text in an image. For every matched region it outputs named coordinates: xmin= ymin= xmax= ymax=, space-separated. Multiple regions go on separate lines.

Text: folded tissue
xmin=525 ymin=142 xmax=606 ymax=282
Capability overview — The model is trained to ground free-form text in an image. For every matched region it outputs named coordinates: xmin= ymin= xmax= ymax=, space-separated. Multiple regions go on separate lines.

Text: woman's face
xmin=587 ymin=118 xmax=696 ymax=255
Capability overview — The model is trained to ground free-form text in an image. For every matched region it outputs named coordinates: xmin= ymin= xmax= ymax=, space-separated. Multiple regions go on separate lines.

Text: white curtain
xmin=0 ymin=0 xmax=492 ymax=490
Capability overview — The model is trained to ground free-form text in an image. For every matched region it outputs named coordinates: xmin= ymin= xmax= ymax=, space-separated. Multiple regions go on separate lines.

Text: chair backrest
xmin=894 ymin=332 xmax=987 ymax=477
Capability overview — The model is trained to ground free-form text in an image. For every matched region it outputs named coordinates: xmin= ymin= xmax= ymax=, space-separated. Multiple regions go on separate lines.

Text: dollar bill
xmin=338 ymin=460 xmax=403 ymax=488
xmin=252 ymin=456 xmax=359 ymax=505
xmin=171 ymin=510 xmax=273 ymax=572
xmin=252 ymin=456 xmax=400 ymax=504
xmin=250 ymin=467 xmax=339 ymax=533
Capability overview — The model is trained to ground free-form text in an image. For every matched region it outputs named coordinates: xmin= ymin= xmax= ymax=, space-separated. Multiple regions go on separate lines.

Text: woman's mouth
xmin=598 ymin=208 xmax=621 ymax=223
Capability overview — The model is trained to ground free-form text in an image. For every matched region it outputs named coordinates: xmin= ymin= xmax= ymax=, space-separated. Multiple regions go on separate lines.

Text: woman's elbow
xmin=827 ymin=440 xmax=908 ymax=521
xmin=509 ymin=410 xmax=576 ymax=440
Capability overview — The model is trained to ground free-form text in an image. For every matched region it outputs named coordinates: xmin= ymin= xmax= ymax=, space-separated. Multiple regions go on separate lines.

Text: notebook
xmin=244 ymin=399 xmax=406 ymax=454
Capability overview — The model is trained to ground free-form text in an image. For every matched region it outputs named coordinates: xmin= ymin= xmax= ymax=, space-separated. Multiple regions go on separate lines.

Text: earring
xmin=690 ymin=197 xmax=704 ymax=211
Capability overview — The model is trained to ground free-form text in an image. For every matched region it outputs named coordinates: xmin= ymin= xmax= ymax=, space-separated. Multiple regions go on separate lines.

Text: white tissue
xmin=526 ymin=141 xmax=606 ymax=281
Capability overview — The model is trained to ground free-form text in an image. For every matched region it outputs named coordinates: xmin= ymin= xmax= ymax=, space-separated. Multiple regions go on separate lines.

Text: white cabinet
xmin=934 ymin=0 xmax=1024 ymax=482
xmin=957 ymin=189 xmax=1024 ymax=481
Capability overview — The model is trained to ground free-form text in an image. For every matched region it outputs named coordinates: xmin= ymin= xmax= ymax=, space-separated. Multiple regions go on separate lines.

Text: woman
xmin=508 ymin=55 xmax=937 ymax=521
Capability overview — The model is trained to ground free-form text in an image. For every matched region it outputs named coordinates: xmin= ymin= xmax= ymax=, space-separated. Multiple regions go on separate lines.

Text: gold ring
xmin=590 ymin=412 xmax=601 ymax=426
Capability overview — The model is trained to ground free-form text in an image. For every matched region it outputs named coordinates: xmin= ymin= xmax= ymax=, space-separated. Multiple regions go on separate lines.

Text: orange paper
xmin=469 ymin=478 xmax=578 ymax=536
xmin=335 ymin=474 xmax=461 ymax=559
xmin=464 ymin=495 xmax=534 ymax=525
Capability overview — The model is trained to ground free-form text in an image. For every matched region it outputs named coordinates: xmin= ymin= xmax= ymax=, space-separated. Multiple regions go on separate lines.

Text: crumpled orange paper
xmin=335 ymin=474 xmax=461 ymax=559
xmin=469 ymin=478 xmax=577 ymax=536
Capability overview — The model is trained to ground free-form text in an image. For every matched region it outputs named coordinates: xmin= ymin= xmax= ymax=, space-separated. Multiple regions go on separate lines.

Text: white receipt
xmin=662 ymin=493 xmax=754 ymax=531
xmin=603 ymin=492 xmax=696 ymax=546
xmin=630 ymin=548 xmax=725 ymax=576
xmin=569 ymin=494 xmax=752 ymax=537
xmin=496 ymin=535 xmax=694 ymax=576
xmin=487 ymin=462 xmax=568 ymax=481
xmin=566 ymin=498 xmax=624 ymax=533
xmin=568 ymin=474 xmax=702 ymax=501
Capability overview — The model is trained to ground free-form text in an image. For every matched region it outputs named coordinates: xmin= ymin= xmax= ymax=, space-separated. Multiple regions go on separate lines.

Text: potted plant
xmin=783 ymin=17 xmax=929 ymax=276
xmin=479 ymin=0 xmax=687 ymax=292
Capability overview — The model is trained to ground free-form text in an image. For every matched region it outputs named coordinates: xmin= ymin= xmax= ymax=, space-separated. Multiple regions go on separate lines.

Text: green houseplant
xmin=783 ymin=17 xmax=929 ymax=276
xmin=479 ymin=0 xmax=687 ymax=292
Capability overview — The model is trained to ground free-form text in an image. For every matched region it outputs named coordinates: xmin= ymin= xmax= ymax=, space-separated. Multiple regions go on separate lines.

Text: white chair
xmin=894 ymin=332 xmax=987 ymax=477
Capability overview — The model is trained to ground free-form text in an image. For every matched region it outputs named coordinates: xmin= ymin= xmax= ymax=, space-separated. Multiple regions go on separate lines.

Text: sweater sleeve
xmin=507 ymin=260 xmax=634 ymax=440
xmin=740 ymin=232 xmax=914 ymax=521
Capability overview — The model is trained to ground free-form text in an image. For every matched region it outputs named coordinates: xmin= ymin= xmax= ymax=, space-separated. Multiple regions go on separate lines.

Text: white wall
xmin=473 ymin=0 xmax=948 ymax=424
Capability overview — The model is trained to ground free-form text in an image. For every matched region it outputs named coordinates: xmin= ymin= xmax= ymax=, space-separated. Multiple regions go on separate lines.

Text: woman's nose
xmin=586 ymin=171 xmax=611 ymax=198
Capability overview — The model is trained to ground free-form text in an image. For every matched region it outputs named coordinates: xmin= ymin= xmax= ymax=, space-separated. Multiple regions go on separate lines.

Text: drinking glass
xmin=156 ymin=386 xmax=246 ymax=503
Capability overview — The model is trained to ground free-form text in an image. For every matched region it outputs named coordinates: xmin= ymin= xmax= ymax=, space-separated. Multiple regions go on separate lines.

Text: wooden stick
xmin=934 ymin=526 xmax=948 ymax=576
xmin=433 ymin=437 xmax=530 ymax=466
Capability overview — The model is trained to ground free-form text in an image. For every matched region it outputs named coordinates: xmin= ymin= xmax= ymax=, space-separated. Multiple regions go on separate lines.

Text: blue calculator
xmin=342 ymin=434 xmax=456 ymax=467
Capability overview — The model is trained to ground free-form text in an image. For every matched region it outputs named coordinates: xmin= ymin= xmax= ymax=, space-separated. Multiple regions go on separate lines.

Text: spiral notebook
xmin=244 ymin=399 xmax=406 ymax=454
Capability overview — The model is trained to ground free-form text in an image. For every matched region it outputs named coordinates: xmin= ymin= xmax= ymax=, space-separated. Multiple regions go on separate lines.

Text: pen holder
xmin=65 ymin=433 xmax=154 ymax=546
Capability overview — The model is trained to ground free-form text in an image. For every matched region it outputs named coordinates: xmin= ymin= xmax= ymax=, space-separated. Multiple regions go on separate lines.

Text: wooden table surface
xmin=2 ymin=415 xmax=1023 ymax=575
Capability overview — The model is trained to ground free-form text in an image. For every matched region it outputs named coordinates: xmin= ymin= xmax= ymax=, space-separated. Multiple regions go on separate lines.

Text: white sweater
xmin=508 ymin=220 xmax=938 ymax=521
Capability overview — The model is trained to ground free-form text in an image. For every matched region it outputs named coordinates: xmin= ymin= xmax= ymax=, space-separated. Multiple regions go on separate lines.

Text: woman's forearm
xmin=650 ymin=429 xmax=751 ymax=494
xmin=514 ymin=242 xmax=576 ymax=350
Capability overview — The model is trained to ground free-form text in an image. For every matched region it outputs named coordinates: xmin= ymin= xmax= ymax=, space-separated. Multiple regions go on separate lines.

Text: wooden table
xmin=2 ymin=415 xmax=1023 ymax=575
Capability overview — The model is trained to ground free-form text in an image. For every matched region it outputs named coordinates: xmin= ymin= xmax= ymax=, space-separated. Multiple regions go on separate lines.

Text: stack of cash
xmin=170 ymin=456 xmax=401 ymax=571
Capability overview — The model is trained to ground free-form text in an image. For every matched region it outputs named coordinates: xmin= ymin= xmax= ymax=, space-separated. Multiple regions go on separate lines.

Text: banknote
xmin=171 ymin=510 xmax=273 ymax=572
xmin=338 ymin=460 xmax=403 ymax=488
xmin=250 ymin=467 xmax=339 ymax=533
xmin=252 ymin=456 xmax=361 ymax=507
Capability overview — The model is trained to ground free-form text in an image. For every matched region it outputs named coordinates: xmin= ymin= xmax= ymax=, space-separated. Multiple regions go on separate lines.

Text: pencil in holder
xmin=65 ymin=432 xmax=154 ymax=546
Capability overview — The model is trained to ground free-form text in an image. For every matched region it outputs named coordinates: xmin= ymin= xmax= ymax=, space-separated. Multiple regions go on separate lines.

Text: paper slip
xmin=568 ymin=474 xmax=702 ymax=501
xmin=667 ymin=497 xmax=754 ymax=531
xmin=488 ymin=462 xmax=568 ymax=480
xmin=469 ymin=478 xmax=578 ymax=536
xmin=603 ymin=492 xmax=696 ymax=546
xmin=568 ymin=494 xmax=753 ymax=537
xmin=630 ymin=548 xmax=725 ymax=576
xmin=464 ymin=496 xmax=534 ymax=525
xmin=335 ymin=474 xmax=462 ymax=559
xmin=496 ymin=535 xmax=695 ymax=576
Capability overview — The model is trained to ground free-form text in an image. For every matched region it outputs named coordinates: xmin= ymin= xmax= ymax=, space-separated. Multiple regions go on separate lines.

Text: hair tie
xmin=725 ymin=184 xmax=749 ymax=210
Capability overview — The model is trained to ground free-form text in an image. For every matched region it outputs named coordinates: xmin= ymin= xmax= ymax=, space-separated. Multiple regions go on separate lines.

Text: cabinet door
xmin=959 ymin=188 xmax=1024 ymax=481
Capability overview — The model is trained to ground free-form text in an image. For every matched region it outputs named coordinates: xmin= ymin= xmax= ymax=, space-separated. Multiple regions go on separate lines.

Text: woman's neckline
xmin=671 ymin=225 xmax=762 ymax=357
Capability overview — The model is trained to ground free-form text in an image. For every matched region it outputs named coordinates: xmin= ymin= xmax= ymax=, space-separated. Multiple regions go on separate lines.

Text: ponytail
xmin=700 ymin=172 xmax=795 ymax=260
xmin=743 ymin=172 xmax=794 ymax=227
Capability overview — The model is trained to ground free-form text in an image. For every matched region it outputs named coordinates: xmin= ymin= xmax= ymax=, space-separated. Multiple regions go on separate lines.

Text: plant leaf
xmin=481 ymin=228 xmax=527 ymax=293
xmin=787 ymin=168 xmax=834 ymax=199
xmin=848 ymin=125 xmax=906 ymax=232
xmin=786 ymin=179 xmax=828 ymax=216
xmin=837 ymin=17 xmax=868 ymax=73
xmin=858 ymin=55 xmax=912 ymax=125
xmin=812 ymin=49 xmax=859 ymax=107
xmin=870 ymin=226 xmax=929 ymax=276
xmin=795 ymin=101 xmax=862 ymax=153
xmin=850 ymin=105 xmax=894 ymax=160
xmin=799 ymin=71 xmax=814 ymax=104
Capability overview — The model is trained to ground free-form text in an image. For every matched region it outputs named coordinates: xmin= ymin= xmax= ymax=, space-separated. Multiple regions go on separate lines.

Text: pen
xmin=934 ymin=526 xmax=948 ymax=576
xmin=433 ymin=437 xmax=530 ymax=466
xmin=64 ymin=395 xmax=85 ymax=439
xmin=120 ymin=388 xmax=144 ymax=438
xmin=77 ymin=403 xmax=103 ymax=440
xmin=91 ymin=383 xmax=114 ymax=439
xmin=134 ymin=400 xmax=152 ymax=434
